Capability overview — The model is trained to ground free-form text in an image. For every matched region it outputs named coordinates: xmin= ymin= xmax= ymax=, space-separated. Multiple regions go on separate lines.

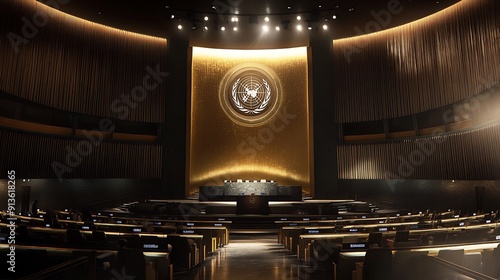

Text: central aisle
xmin=176 ymin=234 xmax=333 ymax=280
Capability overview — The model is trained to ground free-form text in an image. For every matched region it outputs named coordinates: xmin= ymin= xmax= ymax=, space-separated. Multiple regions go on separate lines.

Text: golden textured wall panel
xmin=189 ymin=47 xmax=311 ymax=195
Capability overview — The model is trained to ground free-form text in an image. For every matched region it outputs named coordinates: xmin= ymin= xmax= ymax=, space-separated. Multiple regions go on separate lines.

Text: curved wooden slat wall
xmin=0 ymin=129 xmax=162 ymax=179
xmin=333 ymin=0 xmax=500 ymax=123
xmin=337 ymin=123 xmax=500 ymax=180
xmin=0 ymin=0 xmax=167 ymax=123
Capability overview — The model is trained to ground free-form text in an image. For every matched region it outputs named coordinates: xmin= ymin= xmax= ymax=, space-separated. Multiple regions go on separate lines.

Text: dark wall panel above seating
xmin=337 ymin=123 xmax=500 ymax=180
xmin=0 ymin=129 xmax=161 ymax=179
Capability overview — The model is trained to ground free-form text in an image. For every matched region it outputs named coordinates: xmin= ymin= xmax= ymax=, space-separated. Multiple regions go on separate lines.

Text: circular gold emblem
xmin=220 ymin=64 xmax=282 ymax=127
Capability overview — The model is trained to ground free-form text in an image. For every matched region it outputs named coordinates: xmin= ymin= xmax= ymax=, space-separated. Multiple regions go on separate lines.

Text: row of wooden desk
xmin=275 ymin=211 xmax=499 ymax=279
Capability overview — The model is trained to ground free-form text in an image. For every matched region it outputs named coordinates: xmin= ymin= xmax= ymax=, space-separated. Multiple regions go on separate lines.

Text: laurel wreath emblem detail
xmin=231 ymin=78 xmax=271 ymax=115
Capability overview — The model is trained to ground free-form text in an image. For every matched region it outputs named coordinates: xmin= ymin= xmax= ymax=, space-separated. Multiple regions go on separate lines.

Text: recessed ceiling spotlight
xmin=332 ymin=15 xmax=337 ymax=19
xmin=263 ymin=25 xmax=269 ymax=32
xmin=322 ymin=24 xmax=328 ymax=30
xmin=233 ymin=26 xmax=238 ymax=31
xmin=318 ymin=5 xmax=322 ymax=8
xmin=204 ymin=26 xmax=208 ymax=31
xmin=171 ymin=15 xmax=175 ymax=19
xmin=275 ymin=26 xmax=280 ymax=31
xmin=221 ymin=26 xmax=225 ymax=31
xmin=165 ymin=5 xmax=170 ymax=9
xmin=264 ymin=16 xmax=270 ymax=22
xmin=296 ymin=24 xmax=303 ymax=31
xmin=177 ymin=24 xmax=182 ymax=30
xmin=287 ymin=6 xmax=291 ymax=10
xmin=231 ymin=16 xmax=238 ymax=22
xmin=297 ymin=15 xmax=302 ymax=20
xmin=212 ymin=5 xmax=216 ymax=9
xmin=204 ymin=16 xmax=209 ymax=21
xmin=349 ymin=8 xmax=354 ymax=11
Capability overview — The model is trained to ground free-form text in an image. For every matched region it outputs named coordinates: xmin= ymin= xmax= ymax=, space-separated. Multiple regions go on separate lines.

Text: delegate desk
xmin=335 ymin=242 xmax=500 ymax=280
xmin=0 ymin=244 xmax=172 ymax=280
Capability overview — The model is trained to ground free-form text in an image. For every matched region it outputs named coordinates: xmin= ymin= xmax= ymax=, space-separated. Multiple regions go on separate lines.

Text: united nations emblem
xmin=231 ymin=75 xmax=271 ymax=115
xmin=220 ymin=64 xmax=281 ymax=126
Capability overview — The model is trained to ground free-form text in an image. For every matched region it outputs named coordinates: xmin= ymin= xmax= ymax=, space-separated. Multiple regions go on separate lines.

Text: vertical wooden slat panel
xmin=0 ymin=129 xmax=162 ymax=179
xmin=0 ymin=0 xmax=167 ymax=123
xmin=337 ymin=123 xmax=500 ymax=180
xmin=332 ymin=0 xmax=500 ymax=123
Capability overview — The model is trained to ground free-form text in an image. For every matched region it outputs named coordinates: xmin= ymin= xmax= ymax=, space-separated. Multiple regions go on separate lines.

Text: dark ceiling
xmin=44 ymin=0 xmax=461 ymax=39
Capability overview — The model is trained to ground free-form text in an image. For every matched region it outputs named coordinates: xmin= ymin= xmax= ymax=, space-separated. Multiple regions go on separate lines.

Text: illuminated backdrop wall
xmin=189 ymin=47 xmax=311 ymax=195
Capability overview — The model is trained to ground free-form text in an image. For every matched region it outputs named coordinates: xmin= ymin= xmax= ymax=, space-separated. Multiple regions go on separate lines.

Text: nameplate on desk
xmin=308 ymin=230 xmax=319 ymax=234
xmin=133 ymin=228 xmax=142 ymax=233
xmin=218 ymin=218 xmax=226 ymax=221
xmin=187 ymin=223 xmax=195 ymax=226
xmin=343 ymin=243 xmax=368 ymax=250
xmin=45 ymin=224 xmax=51 ymax=227
xmin=289 ymin=223 xmax=297 ymax=226
xmin=378 ymin=227 xmax=388 ymax=232
xmin=410 ymin=225 xmax=419 ymax=229
xmin=349 ymin=228 xmax=358 ymax=232
xmin=486 ymin=220 xmax=491 ymax=224
xmin=280 ymin=218 xmax=288 ymax=221
xmin=303 ymin=218 xmax=310 ymax=221
xmin=116 ymin=220 xmax=123 ymax=224
xmin=496 ymin=235 xmax=500 ymax=240
xmin=81 ymin=226 xmax=90 ymax=230
xmin=336 ymin=217 xmax=343 ymax=220
xmin=143 ymin=244 xmax=159 ymax=249
xmin=214 ymin=223 xmax=223 ymax=227
xmin=183 ymin=230 xmax=195 ymax=234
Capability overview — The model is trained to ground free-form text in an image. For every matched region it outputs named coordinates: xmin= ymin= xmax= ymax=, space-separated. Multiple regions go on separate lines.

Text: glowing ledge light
xmin=35 ymin=0 xmax=166 ymax=43
xmin=189 ymin=164 xmax=306 ymax=185
xmin=192 ymin=46 xmax=307 ymax=60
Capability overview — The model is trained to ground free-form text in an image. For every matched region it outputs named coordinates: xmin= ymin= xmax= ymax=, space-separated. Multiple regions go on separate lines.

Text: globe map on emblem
xmin=230 ymin=74 xmax=271 ymax=115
